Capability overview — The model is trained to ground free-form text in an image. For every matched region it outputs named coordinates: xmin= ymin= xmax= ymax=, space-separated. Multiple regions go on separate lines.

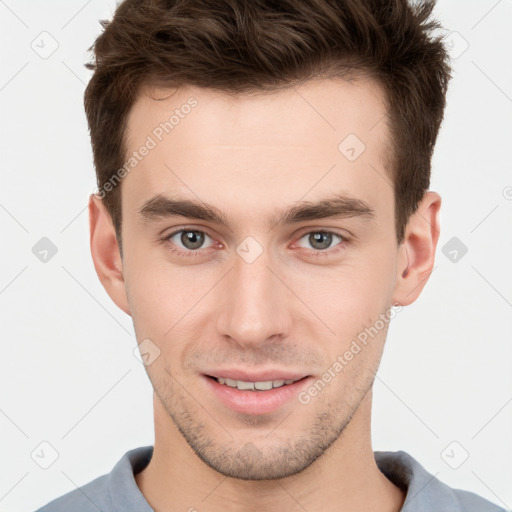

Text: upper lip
xmin=204 ymin=370 xmax=309 ymax=382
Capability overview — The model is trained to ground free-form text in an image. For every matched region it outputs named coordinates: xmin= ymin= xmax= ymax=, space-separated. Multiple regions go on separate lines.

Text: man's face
xmin=120 ymin=78 xmax=401 ymax=479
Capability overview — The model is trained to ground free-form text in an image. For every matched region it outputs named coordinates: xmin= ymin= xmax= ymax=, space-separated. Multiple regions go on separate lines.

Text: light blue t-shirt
xmin=35 ymin=445 xmax=507 ymax=511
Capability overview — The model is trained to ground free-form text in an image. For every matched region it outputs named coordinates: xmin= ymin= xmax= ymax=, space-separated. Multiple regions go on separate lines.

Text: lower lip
xmin=203 ymin=375 xmax=311 ymax=415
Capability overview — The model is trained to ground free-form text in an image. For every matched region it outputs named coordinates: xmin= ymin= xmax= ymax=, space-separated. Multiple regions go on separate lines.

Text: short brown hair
xmin=84 ymin=0 xmax=451 ymax=251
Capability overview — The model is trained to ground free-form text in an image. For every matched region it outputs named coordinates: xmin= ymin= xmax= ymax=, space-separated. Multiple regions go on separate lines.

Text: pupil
xmin=310 ymin=232 xmax=332 ymax=250
xmin=182 ymin=230 xmax=204 ymax=250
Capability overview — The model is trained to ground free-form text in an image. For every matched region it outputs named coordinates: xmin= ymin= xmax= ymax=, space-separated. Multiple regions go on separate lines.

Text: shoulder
xmin=33 ymin=446 xmax=154 ymax=512
xmin=454 ymin=488 xmax=508 ymax=512
xmin=374 ymin=450 xmax=507 ymax=512
xmin=34 ymin=474 xmax=111 ymax=512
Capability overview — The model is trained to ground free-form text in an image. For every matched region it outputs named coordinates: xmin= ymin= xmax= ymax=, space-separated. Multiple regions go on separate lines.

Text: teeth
xmin=237 ymin=381 xmax=255 ymax=390
xmin=215 ymin=377 xmax=298 ymax=391
xmin=255 ymin=381 xmax=272 ymax=390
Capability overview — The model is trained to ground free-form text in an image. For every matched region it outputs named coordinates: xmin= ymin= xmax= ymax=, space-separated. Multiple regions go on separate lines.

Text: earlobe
xmin=392 ymin=191 xmax=441 ymax=307
xmin=88 ymin=194 xmax=131 ymax=316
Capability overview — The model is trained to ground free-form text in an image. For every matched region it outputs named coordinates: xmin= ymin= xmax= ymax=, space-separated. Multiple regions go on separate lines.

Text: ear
xmin=88 ymin=193 xmax=131 ymax=316
xmin=392 ymin=191 xmax=441 ymax=307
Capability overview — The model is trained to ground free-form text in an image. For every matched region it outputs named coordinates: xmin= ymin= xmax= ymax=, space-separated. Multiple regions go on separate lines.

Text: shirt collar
xmin=108 ymin=446 xmax=463 ymax=511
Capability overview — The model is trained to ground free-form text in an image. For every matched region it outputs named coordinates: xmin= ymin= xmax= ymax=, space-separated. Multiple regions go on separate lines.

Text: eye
xmin=295 ymin=230 xmax=347 ymax=255
xmin=165 ymin=228 xmax=216 ymax=256
xmin=162 ymin=227 xmax=349 ymax=259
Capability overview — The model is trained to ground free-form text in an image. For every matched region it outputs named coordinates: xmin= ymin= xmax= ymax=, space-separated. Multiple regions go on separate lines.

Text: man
xmin=36 ymin=0 xmax=505 ymax=510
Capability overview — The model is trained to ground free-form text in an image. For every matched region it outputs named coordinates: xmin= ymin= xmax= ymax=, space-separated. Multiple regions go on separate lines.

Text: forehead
xmin=122 ymin=77 xmax=393 ymax=228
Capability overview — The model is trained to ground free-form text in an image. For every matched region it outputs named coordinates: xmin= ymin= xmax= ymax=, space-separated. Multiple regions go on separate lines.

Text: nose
xmin=216 ymin=249 xmax=291 ymax=349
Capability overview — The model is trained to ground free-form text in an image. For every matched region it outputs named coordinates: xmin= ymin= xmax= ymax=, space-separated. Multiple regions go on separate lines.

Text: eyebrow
xmin=138 ymin=192 xmax=375 ymax=230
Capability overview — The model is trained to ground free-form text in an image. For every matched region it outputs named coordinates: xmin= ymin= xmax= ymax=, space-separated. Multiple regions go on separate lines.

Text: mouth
xmin=206 ymin=375 xmax=303 ymax=391
xmin=202 ymin=373 xmax=312 ymax=415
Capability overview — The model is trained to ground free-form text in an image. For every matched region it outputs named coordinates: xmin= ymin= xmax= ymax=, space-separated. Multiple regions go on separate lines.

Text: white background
xmin=0 ymin=1 xmax=511 ymax=510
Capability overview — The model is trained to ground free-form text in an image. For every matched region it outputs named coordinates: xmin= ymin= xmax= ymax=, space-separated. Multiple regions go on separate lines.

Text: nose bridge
xmin=216 ymin=248 xmax=289 ymax=346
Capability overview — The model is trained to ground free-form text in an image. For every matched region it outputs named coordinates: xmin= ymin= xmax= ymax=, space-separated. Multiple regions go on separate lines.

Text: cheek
xmin=123 ymin=243 xmax=175 ymax=337
xmin=295 ymin=261 xmax=396 ymax=373
xmin=297 ymin=253 xmax=395 ymax=328
xmin=123 ymin=250 xmax=217 ymax=345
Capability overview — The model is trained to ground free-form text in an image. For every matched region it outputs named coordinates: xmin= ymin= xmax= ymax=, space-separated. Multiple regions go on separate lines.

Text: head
xmin=86 ymin=0 xmax=450 ymax=480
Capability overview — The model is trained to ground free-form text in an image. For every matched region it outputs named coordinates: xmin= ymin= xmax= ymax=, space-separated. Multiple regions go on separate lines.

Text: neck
xmin=136 ymin=390 xmax=405 ymax=512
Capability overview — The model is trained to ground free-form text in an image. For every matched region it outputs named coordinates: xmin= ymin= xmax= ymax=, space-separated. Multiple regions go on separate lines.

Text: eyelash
xmin=162 ymin=226 xmax=350 ymax=259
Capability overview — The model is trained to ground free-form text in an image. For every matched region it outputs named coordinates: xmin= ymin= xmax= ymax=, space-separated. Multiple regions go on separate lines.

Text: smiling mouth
xmin=207 ymin=375 xmax=306 ymax=391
